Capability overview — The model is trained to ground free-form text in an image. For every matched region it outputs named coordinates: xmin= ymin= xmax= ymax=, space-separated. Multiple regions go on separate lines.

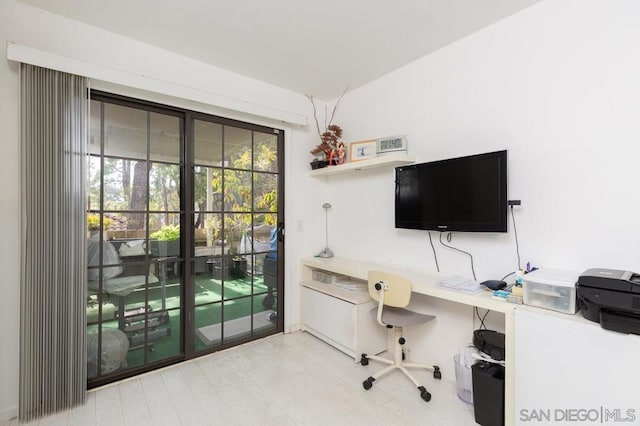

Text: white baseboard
xmin=0 ymin=406 xmax=17 ymax=422
xmin=286 ymin=322 xmax=301 ymax=333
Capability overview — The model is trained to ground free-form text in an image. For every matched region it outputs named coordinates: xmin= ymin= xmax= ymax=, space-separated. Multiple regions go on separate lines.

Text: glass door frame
xmin=184 ymin=111 xmax=285 ymax=359
xmin=88 ymin=91 xmax=187 ymax=389
xmin=87 ymin=91 xmax=285 ymax=387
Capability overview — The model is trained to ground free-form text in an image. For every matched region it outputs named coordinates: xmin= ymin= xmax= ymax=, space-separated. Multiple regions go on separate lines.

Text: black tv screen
xmin=395 ymin=150 xmax=507 ymax=232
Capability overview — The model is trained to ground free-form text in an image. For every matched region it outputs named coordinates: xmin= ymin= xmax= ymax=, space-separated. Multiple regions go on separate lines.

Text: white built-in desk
xmin=300 ymin=257 xmax=631 ymax=426
xmin=300 ymin=257 xmax=519 ymax=424
xmin=300 ymin=256 xmax=516 ymax=314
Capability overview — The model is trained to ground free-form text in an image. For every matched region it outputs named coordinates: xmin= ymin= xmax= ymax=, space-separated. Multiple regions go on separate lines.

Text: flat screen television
xmin=395 ymin=150 xmax=507 ymax=232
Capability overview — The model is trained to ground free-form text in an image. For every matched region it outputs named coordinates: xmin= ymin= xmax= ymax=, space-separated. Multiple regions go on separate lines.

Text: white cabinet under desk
xmin=300 ymin=279 xmax=387 ymax=361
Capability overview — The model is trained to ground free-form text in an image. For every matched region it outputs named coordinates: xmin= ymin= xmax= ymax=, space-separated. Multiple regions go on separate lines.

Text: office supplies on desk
xmin=491 ymin=289 xmax=522 ymax=304
xmin=437 ymin=276 xmax=484 ymax=294
xmin=481 ymin=279 xmax=507 ymax=290
xmin=577 ymin=268 xmax=640 ymax=335
xmin=492 ymin=290 xmax=510 ymax=300
xmin=505 ymin=294 xmax=523 ymax=304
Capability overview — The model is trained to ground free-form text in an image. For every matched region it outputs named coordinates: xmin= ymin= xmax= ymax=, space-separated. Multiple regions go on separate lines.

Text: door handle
xmin=276 ymin=222 xmax=284 ymax=242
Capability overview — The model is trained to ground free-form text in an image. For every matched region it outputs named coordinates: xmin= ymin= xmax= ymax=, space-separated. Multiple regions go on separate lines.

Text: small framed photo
xmin=349 ymin=140 xmax=377 ymax=162
xmin=377 ymin=135 xmax=408 ymax=155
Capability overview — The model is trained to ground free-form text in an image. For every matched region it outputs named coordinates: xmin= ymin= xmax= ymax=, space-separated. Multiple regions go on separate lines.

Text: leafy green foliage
xmin=87 ymin=213 xmax=113 ymax=230
xmin=150 ymin=224 xmax=180 ymax=241
xmin=90 ymin=116 xmax=278 ymax=249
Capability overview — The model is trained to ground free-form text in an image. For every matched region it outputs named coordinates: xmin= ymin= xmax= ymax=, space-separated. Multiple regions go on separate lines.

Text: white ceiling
xmin=19 ymin=0 xmax=541 ymax=100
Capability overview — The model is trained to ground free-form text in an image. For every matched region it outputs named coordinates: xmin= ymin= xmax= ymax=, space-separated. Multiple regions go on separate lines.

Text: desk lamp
xmin=317 ymin=203 xmax=333 ymax=258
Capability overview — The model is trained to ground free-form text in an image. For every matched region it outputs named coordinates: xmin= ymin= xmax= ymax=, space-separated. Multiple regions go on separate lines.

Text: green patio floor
xmin=87 ymin=272 xmax=276 ymax=379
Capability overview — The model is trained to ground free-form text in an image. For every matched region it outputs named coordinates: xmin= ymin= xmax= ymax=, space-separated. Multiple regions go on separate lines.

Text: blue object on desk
xmin=493 ymin=290 xmax=511 ymax=300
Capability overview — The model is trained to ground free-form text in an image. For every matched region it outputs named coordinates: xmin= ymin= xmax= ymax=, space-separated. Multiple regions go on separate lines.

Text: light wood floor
xmin=4 ymin=331 xmax=476 ymax=425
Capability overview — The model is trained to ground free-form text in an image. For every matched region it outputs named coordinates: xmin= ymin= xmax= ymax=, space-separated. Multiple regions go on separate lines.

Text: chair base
xmin=361 ymin=327 xmax=441 ymax=402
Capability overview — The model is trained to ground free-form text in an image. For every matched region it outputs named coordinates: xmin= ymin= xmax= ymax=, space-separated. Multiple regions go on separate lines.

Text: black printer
xmin=576 ymin=268 xmax=640 ymax=335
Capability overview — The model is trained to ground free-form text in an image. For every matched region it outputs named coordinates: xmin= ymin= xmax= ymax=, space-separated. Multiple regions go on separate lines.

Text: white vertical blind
xmin=19 ymin=64 xmax=88 ymax=421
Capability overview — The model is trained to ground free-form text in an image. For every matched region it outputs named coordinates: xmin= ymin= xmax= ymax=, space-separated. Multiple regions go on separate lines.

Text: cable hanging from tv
xmin=427 ymin=231 xmax=440 ymax=272
xmin=438 ymin=232 xmax=477 ymax=281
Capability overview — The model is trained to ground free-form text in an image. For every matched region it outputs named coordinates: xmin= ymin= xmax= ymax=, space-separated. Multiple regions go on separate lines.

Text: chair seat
xmin=88 ymin=273 xmax=159 ymax=297
xmin=370 ymin=306 xmax=435 ymax=327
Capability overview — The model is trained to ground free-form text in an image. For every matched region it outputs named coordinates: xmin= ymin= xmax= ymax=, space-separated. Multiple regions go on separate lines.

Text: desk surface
xmin=302 ymin=256 xmax=515 ymax=314
xmin=302 ymin=256 xmax=592 ymax=324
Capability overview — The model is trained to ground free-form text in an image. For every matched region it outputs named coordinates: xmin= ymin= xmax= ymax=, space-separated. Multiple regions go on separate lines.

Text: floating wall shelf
xmin=308 ymin=153 xmax=416 ymax=177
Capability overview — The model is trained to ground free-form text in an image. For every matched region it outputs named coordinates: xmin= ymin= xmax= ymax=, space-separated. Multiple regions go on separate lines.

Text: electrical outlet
xmin=296 ymin=220 xmax=303 ymax=232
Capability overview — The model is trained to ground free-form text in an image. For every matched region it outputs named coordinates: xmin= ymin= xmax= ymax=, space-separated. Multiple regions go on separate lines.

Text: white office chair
xmin=361 ymin=270 xmax=441 ymax=402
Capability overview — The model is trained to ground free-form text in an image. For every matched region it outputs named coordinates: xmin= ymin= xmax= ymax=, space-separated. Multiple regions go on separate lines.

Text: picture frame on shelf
xmin=377 ymin=135 xmax=408 ymax=155
xmin=349 ymin=139 xmax=377 ymax=162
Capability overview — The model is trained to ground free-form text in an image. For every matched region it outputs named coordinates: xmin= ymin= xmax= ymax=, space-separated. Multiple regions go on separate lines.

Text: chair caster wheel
xmin=360 ymin=354 xmax=369 ymax=366
xmin=433 ymin=366 xmax=442 ymax=380
xmin=418 ymin=386 xmax=431 ymax=402
xmin=363 ymin=377 xmax=375 ymax=390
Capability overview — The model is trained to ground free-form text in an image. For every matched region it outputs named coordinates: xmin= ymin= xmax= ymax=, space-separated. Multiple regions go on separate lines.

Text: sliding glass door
xmin=87 ymin=93 xmax=284 ymax=387
xmin=187 ymin=115 xmax=282 ymax=355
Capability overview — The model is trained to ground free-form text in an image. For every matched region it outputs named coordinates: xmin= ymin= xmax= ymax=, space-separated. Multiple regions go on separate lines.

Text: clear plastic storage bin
xmin=523 ymin=268 xmax=580 ymax=314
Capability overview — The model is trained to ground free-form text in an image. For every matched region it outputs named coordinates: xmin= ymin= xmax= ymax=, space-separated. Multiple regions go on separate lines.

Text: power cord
xmin=472 ymin=351 xmax=505 ymax=366
xmin=439 ymin=232 xmax=477 ymax=280
xmin=510 ymin=204 xmax=522 ymax=271
xmin=501 ymin=271 xmax=515 ymax=281
xmin=427 ymin=231 xmax=440 ymax=272
xmin=475 ymin=307 xmax=489 ymax=330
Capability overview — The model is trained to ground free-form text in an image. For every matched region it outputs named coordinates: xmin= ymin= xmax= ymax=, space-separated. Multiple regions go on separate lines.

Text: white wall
xmin=515 ymin=309 xmax=640 ymax=423
xmin=326 ymin=0 xmax=640 ymax=368
xmin=0 ymin=0 xmax=325 ymax=419
xmin=0 ymin=18 xmax=22 ymax=423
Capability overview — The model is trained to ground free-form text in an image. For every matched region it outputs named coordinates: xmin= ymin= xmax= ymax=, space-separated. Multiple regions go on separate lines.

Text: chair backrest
xmin=87 ymin=238 xmax=123 ymax=281
xmin=368 ymin=270 xmax=412 ymax=308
